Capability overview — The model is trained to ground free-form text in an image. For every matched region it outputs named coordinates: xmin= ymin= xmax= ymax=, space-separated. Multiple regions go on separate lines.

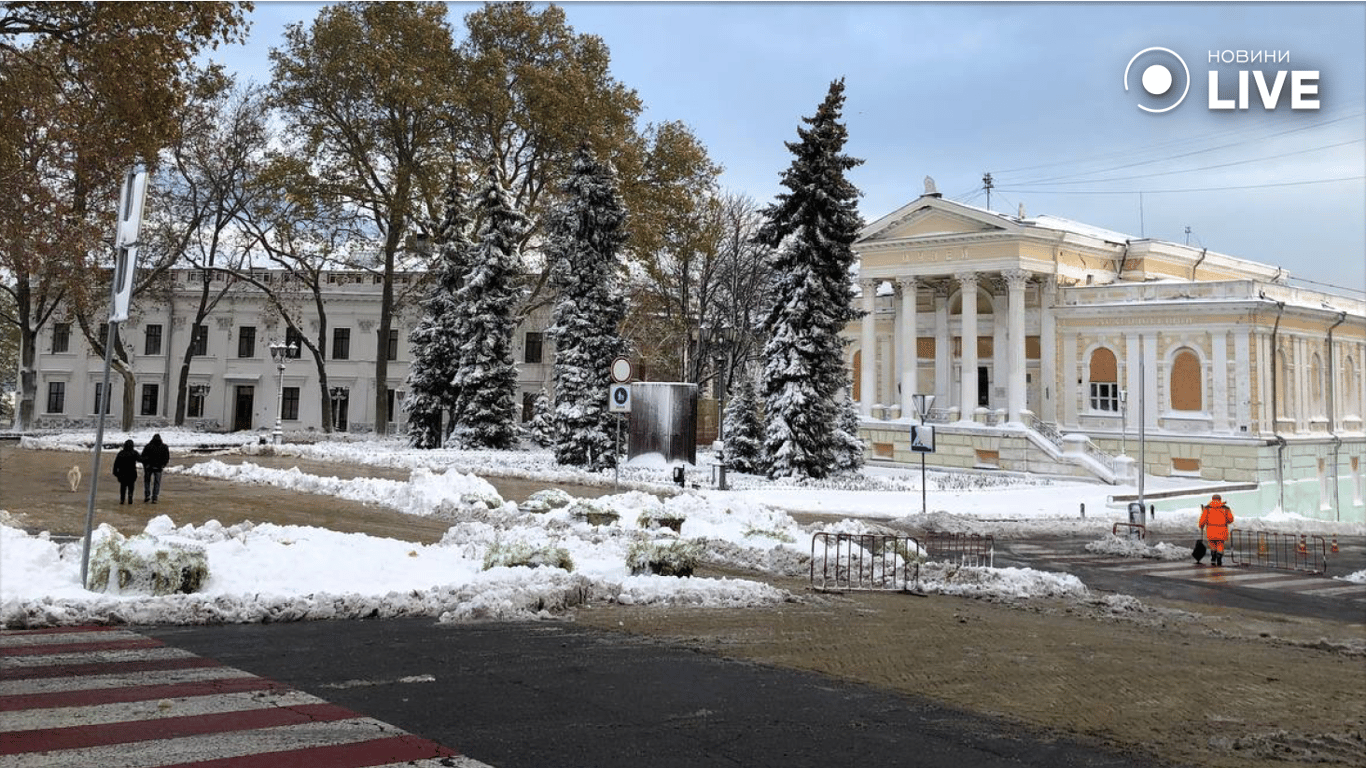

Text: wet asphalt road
xmin=144 ymin=618 xmax=1168 ymax=768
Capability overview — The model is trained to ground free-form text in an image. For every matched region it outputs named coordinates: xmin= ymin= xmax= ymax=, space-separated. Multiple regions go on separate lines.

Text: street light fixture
xmin=329 ymin=386 xmax=348 ymax=433
xmin=269 ymin=339 xmax=298 ymax=444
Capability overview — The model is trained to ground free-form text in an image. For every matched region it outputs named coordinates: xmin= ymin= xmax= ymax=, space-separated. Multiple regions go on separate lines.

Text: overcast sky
xmin=212 ymin=2 xmax=1366 ymax=295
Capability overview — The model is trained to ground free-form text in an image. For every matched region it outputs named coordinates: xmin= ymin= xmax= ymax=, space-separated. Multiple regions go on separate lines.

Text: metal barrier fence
xmin=1226 ymin=531 xmax=1328 ymax=575
xmin=921 ymin=531 xmax=995 ymax=568
xmin=809 ymin=533 xmax=921 ymax=592
xmin=1112 ymin=522 xmax=1146 ymax=540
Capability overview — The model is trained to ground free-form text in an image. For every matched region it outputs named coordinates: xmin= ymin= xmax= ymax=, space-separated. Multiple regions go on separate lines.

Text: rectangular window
xmin=387 ymin=329 xmax=399 ymax=361
xmin=92 ymin=383 xmax=112 ymax=415
xmin=285 ymin=327 xmax=304 ymax=358
xmin=282 ymin=386 xmax=300 ymax=421
xmin=52 ymin=323 xmax=70 ymax=353
xmin=188 ymin=386 xmax=206 ymax=418
xmin=332 ymin=328 xmax=350 ymax=360
xmin=1090 ymin=382 xmax=1119 ymax=412
xmin=524 ymin=332 xmax=543 ymax=364
xmin=387 ymin=388 xmax=396 ymax=422
xmin=144 ymin=324 xmax=162 ymax=356
xmin=521 ymin=391 xmax=536 ymax=422
xmin=189 ymin=324 xmax=208 ymax=356
xmin=238 ymin=326 xmax=256 ymax=358
xmin=97 ymin=323 xmax=108 ymax=348
xmin=46 ymin=381 xmax=65 ymax=414
xmin=140 ymin=383 xmax=159 ymax=416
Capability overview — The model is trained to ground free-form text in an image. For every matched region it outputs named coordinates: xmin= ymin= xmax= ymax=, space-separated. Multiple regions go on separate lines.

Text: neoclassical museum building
xmin=847 ymin=190 xmax=1364 ymax=522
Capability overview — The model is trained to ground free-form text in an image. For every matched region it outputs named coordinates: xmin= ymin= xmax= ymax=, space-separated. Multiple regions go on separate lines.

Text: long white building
xmin=846 ymin=191 xmax=1365 ymax=522
xmin=29 ymin=269 xmax=554 ymax=437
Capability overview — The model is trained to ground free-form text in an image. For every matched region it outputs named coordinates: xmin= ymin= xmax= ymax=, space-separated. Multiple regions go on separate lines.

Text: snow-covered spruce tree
xmin=447 ymin=165 xmax=529 ymax=449
xmin=832 ymin=386 xmax=866 ymax=472
xmin=722 ymin=368 xmax=765 ymax=475
xmin=524 ymin=387 xmax=554 ymax=448
xmin=546 ymin=145 xmax=629 ymax=470
xmin=754 ymin=78 xmax=865 ymax=479
xmin=405 ymin=172 xmax=473 ymax=448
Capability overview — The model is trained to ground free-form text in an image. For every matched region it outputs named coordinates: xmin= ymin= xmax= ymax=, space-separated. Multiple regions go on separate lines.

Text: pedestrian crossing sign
xmin=910 ymin=424 xmax=935 ymax=453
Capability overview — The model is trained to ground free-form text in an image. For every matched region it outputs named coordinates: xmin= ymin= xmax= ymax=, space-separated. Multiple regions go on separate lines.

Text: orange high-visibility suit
xmin=1199 ymin=499 xmax=1234 ymax=555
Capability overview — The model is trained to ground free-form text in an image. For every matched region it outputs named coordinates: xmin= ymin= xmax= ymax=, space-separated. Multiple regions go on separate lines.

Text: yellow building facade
xmin=848 ymin=191 xmax=1366 ymax=522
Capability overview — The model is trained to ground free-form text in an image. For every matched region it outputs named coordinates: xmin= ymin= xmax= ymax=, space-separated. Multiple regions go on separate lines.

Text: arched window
xmin=1088 ymin=348 xmax=1118 ymax=411
xmin=1170 ymin=348 xmax=1202 ymax=412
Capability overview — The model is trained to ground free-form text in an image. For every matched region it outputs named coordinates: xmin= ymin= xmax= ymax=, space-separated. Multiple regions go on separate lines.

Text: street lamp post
xmin=269 ymin=339 xmax=297 ymax=445
xmin=329 ymin=386 xmax=347 ymax=433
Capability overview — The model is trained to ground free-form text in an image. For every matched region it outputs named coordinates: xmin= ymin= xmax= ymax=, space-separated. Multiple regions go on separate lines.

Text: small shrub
xmin=742 ymin=525 xmax=796 ymax=544
xmin=636 ymin=508 xmax=685 ymax=533
xmin=521 ymin=488 xmax=575 ymax=514
xmin=482 ymin=541 xmax=574 ymax=572
xmin=88 ymin=534 xmax=208 ymax=595
xmin=627 ymin=540 xmax=701 ymax=577
xmin=568 ymin=499 xmax=619 ymax=527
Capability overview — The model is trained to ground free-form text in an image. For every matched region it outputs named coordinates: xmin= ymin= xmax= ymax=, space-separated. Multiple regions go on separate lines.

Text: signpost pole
xmin=921 ymin=451 xmax=927 ymax=515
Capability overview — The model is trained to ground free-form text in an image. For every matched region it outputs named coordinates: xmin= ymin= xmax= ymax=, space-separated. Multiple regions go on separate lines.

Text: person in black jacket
xmin=112 ymin=439 xmax=140 ymax=505
xmin=141 ymin=433 xmax=170 ymax=503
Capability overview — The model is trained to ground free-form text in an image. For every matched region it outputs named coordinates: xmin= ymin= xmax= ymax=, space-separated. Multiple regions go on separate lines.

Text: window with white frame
xmin=1088 ymin=347 xmax=1119 ymax=412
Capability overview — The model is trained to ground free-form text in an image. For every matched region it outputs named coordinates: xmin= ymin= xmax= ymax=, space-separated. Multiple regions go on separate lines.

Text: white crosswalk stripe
xmin=0 ymin=626 xmax=495 ymax=768
xmin=1003 ymin=544 xmax=1366 ymax=606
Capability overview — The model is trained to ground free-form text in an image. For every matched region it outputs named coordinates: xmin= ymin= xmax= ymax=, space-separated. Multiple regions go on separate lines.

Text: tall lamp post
xmin=269 ymin=339 xmax=297 ymax=444
xmin=329 ymin=386 xmax=347 ymax=433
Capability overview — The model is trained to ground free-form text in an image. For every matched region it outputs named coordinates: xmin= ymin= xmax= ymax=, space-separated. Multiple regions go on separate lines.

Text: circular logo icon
xmin=1124 ymin=47 xmax=1190 ymax=113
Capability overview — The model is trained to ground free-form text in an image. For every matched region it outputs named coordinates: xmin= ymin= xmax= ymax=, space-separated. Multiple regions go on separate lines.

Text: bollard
xmin=1080 ymin=503 xmax=1085 ymax=519
xmin=1150 ymin=504 xmax=1155 ymax=518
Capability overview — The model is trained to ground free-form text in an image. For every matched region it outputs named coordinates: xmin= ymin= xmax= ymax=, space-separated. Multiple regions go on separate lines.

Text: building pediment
xmin=858 ymin=195 xmax=1018 ymax=245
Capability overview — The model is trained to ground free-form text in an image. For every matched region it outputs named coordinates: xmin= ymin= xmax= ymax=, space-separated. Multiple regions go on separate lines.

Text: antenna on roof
xmin=982 ymin=172 xmax=994 ymax=210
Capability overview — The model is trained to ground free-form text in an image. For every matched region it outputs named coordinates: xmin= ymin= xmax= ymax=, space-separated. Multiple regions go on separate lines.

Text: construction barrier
xmin=1226 ymin=530 xmax=1328 ymax=575
xmin=809 ymin=533 xmax=921 ymax=593
xmin=921 ymin=531 xmax=995 ymax=568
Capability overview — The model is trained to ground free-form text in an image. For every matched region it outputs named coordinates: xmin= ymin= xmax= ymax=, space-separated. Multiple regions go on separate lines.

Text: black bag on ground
xmin=1192 ymin=539 xmax=1207 ymax=563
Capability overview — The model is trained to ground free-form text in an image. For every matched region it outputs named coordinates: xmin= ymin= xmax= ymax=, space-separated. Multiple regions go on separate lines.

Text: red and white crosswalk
xmin=1007 ymin=543 xmax=1366 ymax=606
xmin=0 ymin=626 xmax=491 ymax=768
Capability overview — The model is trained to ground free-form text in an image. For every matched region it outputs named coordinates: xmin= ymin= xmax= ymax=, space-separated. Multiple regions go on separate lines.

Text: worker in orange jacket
xmin=1199 ymin=494 xmax=1234 ymax=566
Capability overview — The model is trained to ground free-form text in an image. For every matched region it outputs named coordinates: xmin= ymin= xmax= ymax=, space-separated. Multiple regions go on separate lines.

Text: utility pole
xmin=982 ymin=172 xmax=994 ymax=210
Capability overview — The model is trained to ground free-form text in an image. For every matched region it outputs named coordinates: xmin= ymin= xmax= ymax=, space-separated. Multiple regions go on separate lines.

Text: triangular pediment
xmin=858 ymin=196 xmax=1018 ymax=244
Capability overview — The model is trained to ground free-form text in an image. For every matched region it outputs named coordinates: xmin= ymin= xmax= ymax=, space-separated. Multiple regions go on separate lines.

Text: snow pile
xmin=918 ymin=563 xmax=1089 ymax=601
xmin=1085 ymin=533 xmax=1190 ymax=561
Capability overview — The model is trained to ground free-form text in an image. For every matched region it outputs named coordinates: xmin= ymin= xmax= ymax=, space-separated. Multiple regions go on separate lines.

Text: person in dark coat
xmin=141 ymin=433 xmax=170 ymax=503
xmin=112 ymin=439 xmax=140 ymax=505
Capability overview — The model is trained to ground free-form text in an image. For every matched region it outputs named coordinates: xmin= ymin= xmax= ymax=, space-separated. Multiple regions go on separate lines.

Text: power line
xmin=996 ymin=108 xmax=1365 ymax=183
xmin=1011 ymin=138 xmax=1363 ymax=187
xmin=996 ymin=175 xmax=1364 ymax=195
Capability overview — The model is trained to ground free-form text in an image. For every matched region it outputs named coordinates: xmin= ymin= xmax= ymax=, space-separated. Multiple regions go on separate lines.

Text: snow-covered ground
xmin=3 ymin=428 xmax=1363 ymax=628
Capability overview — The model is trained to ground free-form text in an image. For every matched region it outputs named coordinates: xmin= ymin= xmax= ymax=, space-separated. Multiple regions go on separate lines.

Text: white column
xmin=1212 ymin=331 xmax=1229 ymax=433
xmin=860 ymin=279 xmax=877 ymax=416
xmin=1234 ymin=331 xmax=1251 ymax=432
xmin=1039 ymin=282 xmax=1056 ymax=423
xmin=957 ymin=272 xmax=978 ymax=419
xmin=898 ymin=277 xmax=918 ymax=417
xmin=935 ymin=285 xmax=950 ymax=408
xmin=1062 ymin=331 xmax=1078 ymax=426
xmin=1143 ymin=332 xmax=1160 ymax=431
xmin=1004 ymin=269 xmax=1028 ymax=424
